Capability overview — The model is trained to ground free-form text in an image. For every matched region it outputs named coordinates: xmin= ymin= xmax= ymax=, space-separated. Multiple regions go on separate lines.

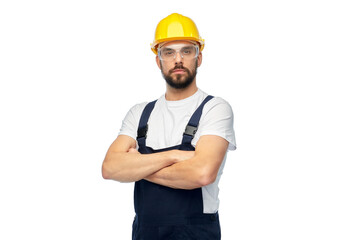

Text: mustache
xmin=169 ymin=65 xmax=189 ymax=73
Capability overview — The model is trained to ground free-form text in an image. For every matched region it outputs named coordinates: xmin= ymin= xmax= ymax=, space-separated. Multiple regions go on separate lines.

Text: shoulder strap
xmin=181 ymin=95 xmax=214 ymax=146
xmin=137 ymin=100 xmax=157 ymax=148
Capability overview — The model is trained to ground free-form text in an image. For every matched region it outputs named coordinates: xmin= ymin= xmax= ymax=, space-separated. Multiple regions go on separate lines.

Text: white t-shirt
xmin=118 ymin=88 xmax=236 ymax=213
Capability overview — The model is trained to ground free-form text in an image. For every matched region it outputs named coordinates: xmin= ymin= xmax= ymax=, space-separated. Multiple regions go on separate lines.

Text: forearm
xmin=145 ymin=157 xmax=211 ymax=190
xmin=102 ymin=150 xmax=177 ymax=183
xmin=145 ymin=136 xmax=229 ymax=190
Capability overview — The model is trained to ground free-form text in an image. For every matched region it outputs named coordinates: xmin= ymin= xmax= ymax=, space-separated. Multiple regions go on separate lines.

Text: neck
xmin=165 ymin=80 xmax=198 ymax=101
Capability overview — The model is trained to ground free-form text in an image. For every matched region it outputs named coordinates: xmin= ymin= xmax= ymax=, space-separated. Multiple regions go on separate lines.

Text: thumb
xmin=128 ymin=148 xmax=139 ymax=153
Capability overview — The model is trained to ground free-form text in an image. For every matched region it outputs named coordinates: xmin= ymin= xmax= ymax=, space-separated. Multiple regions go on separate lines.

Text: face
xmin=156 ymin=41 xmax=202 ymax=89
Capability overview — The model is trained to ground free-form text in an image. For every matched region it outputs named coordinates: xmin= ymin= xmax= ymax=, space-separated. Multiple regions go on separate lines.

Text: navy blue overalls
xmin=132 ymin=95 xmax=221 ymax=240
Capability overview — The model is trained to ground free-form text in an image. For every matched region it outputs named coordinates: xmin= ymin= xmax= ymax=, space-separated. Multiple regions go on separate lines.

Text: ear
xmin=155 ymin=55 xmax=161 ymax=69
xmin=197 ymin=52 xmax=203 ymax=67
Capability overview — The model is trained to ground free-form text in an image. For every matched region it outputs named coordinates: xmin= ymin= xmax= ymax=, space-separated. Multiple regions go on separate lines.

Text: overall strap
xmin=181 ymin=95 xmax=214 ymax=146
xmin=137 ymin=100 xmax=157 ymax=148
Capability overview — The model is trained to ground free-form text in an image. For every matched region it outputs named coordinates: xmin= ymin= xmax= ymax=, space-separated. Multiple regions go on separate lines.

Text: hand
xmin=128 ymin=148 xmax=139 ymax=154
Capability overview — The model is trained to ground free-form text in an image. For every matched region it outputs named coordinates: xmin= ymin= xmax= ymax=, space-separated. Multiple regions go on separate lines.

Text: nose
xmin=174 ymin=51 xmax=183 ymax=63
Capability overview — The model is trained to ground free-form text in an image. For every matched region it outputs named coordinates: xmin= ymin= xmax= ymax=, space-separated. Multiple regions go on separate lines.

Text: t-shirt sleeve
xmin=194 ymin=97 xmax=237 ymax=151
xmin=118 ymin=102 xmax=147 ymax=141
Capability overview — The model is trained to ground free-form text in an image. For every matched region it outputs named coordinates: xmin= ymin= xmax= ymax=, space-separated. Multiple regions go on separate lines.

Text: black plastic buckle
xmin=137 ymin=125 xmax=148 ymax=139
xmin=183 ymin=125 xmax=198 ymax=137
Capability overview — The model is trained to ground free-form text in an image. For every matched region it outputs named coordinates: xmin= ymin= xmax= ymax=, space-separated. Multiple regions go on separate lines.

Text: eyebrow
xmin=163 ymin=45 xmax=194 ymax=50
xmin=162 ymin=47 xmax=174 ymax=50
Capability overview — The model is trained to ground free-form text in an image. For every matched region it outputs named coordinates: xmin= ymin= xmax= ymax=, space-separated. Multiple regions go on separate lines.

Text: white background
xmin=1 ymin=0 xmax=357 ymax=239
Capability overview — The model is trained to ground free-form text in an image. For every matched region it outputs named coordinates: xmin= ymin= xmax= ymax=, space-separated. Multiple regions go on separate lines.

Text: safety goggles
xmin=158 ymin=43 xmax=199 ymax=62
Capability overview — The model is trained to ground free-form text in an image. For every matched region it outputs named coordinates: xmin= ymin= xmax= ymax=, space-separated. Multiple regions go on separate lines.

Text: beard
xmin=160 ymin=60 xmax=198 ymax=89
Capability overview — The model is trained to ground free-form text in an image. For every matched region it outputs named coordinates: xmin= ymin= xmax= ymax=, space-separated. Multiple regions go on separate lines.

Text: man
xmin=102 ymin=13 xmax=236 ymax=240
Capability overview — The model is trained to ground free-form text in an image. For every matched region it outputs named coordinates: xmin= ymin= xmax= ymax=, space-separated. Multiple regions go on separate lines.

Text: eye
xmin=162 ymin=49 xmax=175 ymax=56
xmin=181 ymin=47 xmax=195 ymax=55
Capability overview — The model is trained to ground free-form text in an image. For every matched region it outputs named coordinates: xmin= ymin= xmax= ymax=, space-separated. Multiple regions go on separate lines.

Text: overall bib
xmin=132 ymin=95 xmax=221 ymax=240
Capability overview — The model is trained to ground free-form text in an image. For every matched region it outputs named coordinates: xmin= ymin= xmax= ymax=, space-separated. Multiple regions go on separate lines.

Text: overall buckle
xmin=137 ymin=125 xmax=148 ymax=139
xmin=183 ymin=125 xmax=197 ymax=137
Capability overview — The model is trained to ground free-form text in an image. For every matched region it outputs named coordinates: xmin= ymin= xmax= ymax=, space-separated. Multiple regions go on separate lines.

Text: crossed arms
xmin=102 ymin=134 xmax=229 ymax=190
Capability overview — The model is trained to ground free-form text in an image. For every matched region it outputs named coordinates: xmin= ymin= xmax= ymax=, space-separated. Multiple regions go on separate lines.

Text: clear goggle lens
xmin=158 ymin=44 xmax=199 ymax=61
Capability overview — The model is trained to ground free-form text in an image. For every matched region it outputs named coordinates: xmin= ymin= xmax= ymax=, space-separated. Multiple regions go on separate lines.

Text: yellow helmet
xmin=151 ymin=13 xmax=205 ymax=55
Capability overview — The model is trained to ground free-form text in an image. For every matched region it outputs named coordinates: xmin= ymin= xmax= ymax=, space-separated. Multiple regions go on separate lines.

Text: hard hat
xmin=151 ymin=13 xmax=205 ymax=55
